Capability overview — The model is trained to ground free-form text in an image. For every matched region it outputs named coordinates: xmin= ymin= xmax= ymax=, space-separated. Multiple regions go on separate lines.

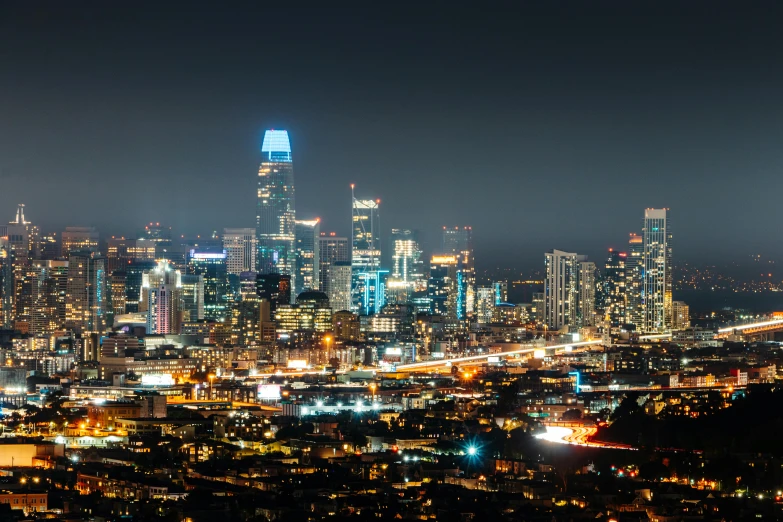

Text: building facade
xmin=256 ymin=130 xmax=296 ymax=276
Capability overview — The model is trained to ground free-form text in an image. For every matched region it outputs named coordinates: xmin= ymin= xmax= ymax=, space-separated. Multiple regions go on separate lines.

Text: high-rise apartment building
xmin=625 ymin=233 xmax=644 ymax=329
xmin=223 ymin=228 xmax=257 ymax=275
xmin=61 ymin=227 xmax=100 ymax=258
xmin=294 ymin=219 xmax=320 ymax=296
xmin=544 ymin=250 xmax=595 ymax=330
xmin=672 ymin=300 xmax=690 ymax=330
xmin=142 ymin=260 xmax=182 ymax=334
xmin=256 ymin=130 xmax=295 ymax=276
xmin=604 ymin=249 xmax=627 ymax=327
xmin=327 ymin=261 xmax=352 ymax=312
xmin=318 ymin=233 xmax=349 ymax=300
xmin=65 ymin=251 xmax=108 ymax=333
xmin=351 ymin=187 xmax=381 ymax=314
xmin=0 ymin=240 xmax=14 ymax=328
xmin=475 ymin=286 xmax=495 ymax=324
xmin=577 ymin=260 xmax=596 ymax=327
xmin=642 ymin=208 xmax=672 ymax=332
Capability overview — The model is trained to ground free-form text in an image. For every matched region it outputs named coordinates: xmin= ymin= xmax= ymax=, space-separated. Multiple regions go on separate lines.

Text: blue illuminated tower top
xmin=261 ymin=130 xmax=292 ymax=162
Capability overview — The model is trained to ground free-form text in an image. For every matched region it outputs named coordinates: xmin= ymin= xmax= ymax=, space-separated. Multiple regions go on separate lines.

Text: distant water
xmin=675 ymin=289 xmax=783 ymax=314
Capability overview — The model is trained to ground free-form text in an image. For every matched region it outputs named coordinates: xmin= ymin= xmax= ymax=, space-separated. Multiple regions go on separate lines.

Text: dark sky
xmin=2 ymin=2 xmax=783 ymax=272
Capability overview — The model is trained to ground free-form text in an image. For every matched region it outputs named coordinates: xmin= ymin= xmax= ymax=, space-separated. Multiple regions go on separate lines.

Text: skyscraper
xmin=25 ymin=260 xmax=68 ymax=336
xmin=142 ymin=260 xmax=182 ymax=334
xmin=65 ymin=251 xmax=108 ymax=333
xmin=642 ymin=208 xmax=673 ymax=332
xmin=577 ymin=260 xmax=596 ymax=327
xmin=545 ymin=250 xmax=578 ymax=330
xmin=294 ymin=219 xmax=320 ymax=296
xmin=187 ymin=249 xmax=229 ymax=322
xmin=326 ymin=261 xmax=352 ymax=312
xmin=427 ymin=255 xmax=459 ymax=318
xmin=106 ymin=238 xmax=156 ymax=274
xmin=319 ymin=233 xmax=350 ymax=300
xmin=0 ymin=239 xmax=14 ymax=328
xmin=256 ymin=129 xmax=296 ymax=276
xmin=442 ymin=226 xmax=475 ymax=318
xmin=544 ymin=250 xmax=596 ymax=330
xmin=604 ymin=249 xmax=627 ymax=327
xmin=625 ymin=233 xmax=644 ymax=329
xmin=61 ymin=227 xmax=100 ymax=258
xmin=351 ymin=186 xmax=381 ymax=314
xmin=223 ymin=228 xmax=258 ymax=275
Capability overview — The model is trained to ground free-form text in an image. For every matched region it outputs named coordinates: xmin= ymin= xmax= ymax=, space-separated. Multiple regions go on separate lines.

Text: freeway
xmin=535 ymin=425 xmax=636 ymax=450
xmin=395 ymin=333 xmax=672 ymax=372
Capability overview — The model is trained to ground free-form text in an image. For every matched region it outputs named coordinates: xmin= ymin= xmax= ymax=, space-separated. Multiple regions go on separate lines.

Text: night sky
xmin=2 ymin=2 xmax=783 ymax=271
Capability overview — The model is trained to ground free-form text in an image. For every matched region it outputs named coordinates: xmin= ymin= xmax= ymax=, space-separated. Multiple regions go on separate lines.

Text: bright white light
xmin=316 ymin=400 xmax=324 ymax=407
xmin=301 ymin=407 xmax=309 ymax=415
xmin=372 ymin=402 xmax=380 ymax=410
xmin=468 ymin=446 xmax=477 ymax=456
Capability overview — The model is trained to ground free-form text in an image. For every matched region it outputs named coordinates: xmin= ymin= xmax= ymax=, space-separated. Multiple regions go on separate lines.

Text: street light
xmin=208 ymin=374 xmax=216 ymax=400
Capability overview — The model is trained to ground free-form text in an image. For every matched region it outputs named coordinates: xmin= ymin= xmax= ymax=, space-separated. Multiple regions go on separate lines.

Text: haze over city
xmin=3 ymin=2 xmax=783 ymax=270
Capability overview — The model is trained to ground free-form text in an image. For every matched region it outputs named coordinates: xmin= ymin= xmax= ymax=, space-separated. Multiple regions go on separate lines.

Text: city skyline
xmin=3 ymin=3 xmax=783 ymax=270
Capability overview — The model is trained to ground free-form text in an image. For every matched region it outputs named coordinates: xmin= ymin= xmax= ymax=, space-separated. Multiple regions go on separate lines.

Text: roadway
xmin=535 ymin=425 xmax=636 ymax=450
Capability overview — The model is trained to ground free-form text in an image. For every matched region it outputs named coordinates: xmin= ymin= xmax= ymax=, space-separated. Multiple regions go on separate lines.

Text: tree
xmin=561 ymin=409 xmax=583 ymax=421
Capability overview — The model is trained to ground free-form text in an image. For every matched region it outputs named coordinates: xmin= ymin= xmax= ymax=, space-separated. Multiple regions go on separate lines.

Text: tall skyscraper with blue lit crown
xmin=256 ymin=130 xmax=296 ymax=277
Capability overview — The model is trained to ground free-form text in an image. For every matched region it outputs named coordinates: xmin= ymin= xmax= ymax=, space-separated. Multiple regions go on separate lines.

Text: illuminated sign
xmin=257 ymin=384 xmax=282 ymax=400
xmin=533 ymin=349 xmax=546 ymax=359
xmin=487 ymin=356 xmax=500 ymax=363
xmin=287 ymin=359 xmax=308 ymax=369
xmin=189 ymin=249 xmax=227 ymax=260
xmin=385 ymin=347 xmax=402 ymax=356
xmin=140 ymin=374 xmax=174 ymax=386
xmin=431 ymin=255 xmax=457 ymax=264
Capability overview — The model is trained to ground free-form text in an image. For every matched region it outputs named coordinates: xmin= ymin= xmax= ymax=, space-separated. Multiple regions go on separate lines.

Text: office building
xmin=61 ymin=227 xmax=100 ymax=257
xmin=223 ymin=228 xmax=257 ymax=275
xmin=294 ymin=219 xmax=320 ymax=296
xmin=626 ymin=233 xmax=644 ymax=329
xmin=604 ymin=249 xmax=627 ymax=327
xmin=318 ymin=233 xmax=349 ymax=300
xmin=351 ymin=187 xmax=381 ymax=314
xmin=187 ymin=250 xmax=229 ymax=322
xmin=442 ymin=226 xmax=475 ymax=318
xmin=25 ymin=260 xmax=68 ymax=336
xmin=256 ymin=129 xmax=296 ymax=275
xmin=139 ymin=222 xmax=172 ymax=242
xmin=180 ymin=274 xmax=205 ymax=322
xmin=255 ymin=273 xmax=292 ymax=312
xmin=121 ymin=260 xmax=157 ymax=314
xmin=355 ymin=269 xmax=389 ymax=315
xmin=388 ymin=229 xmax=424 ymax=304
xmin=65 ymin=251 xmax=108 ymax=333
xmin=3 ymin=204 xmax=39 ymax=261
xmin=427 ymin=255 xmax=459 ymax=319
xmin=642 ymin=208 xmax=673 ymax=332
xmin=106 ymin=238 xmax=156 ymax=274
